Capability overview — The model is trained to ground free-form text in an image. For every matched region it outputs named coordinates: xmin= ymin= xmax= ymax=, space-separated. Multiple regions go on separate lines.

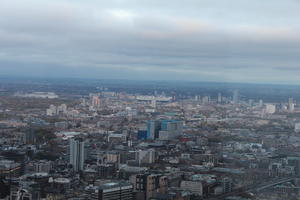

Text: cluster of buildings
xmin=46 ymin=104 xmax=67 ymax=116
xmin=1 ymin=88 xmax=300 ymax=200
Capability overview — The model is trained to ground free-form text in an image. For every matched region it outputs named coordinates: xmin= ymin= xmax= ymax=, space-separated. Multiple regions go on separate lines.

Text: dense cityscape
xmin=1 ymin=79 xmax=300 ymax=200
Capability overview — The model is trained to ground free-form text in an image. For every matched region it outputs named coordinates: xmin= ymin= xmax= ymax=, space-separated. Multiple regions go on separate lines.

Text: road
xmin=206 ymin=177 xmax=295 ymax=200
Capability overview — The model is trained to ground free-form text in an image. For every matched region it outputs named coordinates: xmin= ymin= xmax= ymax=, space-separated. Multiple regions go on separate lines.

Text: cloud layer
xmin=0 ymin=0 xmax=300 ymax=84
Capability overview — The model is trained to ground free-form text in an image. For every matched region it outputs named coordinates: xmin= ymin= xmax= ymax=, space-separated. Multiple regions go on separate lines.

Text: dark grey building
xmin=98 ymin=181 xmax=133 ymax=200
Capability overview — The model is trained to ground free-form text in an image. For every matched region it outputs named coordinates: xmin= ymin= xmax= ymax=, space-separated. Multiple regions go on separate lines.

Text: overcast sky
xmin=0 ymin=0 xmax=300 ymax=84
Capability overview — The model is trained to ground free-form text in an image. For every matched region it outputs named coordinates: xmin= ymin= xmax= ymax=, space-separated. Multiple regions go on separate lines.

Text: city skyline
xmin=0 ymin=0 xmax=300 ymax=84
xmin=1 ymin=72 xmax=300 ymax=199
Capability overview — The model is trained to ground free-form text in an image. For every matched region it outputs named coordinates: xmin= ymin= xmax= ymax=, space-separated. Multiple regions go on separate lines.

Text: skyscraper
xmin=288 ymin=97 xmax=295 ymax=112
xmin=69 ymin=138 xmax=85 ymax=172
xmin=233 ymin=90 xmax=239 ymax=104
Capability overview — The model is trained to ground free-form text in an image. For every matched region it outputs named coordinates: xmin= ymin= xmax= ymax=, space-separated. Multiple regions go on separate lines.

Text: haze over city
xmin=1 ymin=0 xmax=300 ymax=84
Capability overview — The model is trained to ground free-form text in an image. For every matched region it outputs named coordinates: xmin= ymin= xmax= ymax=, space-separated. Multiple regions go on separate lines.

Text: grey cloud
xmin=0 ymin=0 xmax=300 ymax=84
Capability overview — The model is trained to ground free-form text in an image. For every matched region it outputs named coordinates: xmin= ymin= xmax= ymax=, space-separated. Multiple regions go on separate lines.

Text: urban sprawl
xmin=0 ymin=83 xmax=300 ymax=200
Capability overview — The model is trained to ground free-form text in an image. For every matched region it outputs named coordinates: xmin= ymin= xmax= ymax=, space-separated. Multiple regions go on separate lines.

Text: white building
xmin=295 ymin=123 xmax=300 ymax=133
xmin=46 ymin=104 xmax=67 ymax=116
xmin=202 ymin=96 xmax=210 ymax=104
xmin=180 ymin=180 xmax=203 ymax=196
xmin=57 ymin=104 xmax=67 ymax=114
xmin=137 ymin=149 xmax=155 ymax=165
xmin=289 ymin=103 xmax=295 ymax=112
xmin=46 ymin=104 xmax=57 ymax=116
xmin=265 ymin=104 xmax=276 ymax=114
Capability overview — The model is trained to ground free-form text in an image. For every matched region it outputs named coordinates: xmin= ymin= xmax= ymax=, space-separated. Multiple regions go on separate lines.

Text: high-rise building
xmin=289 ymin=103 xmax=295 ymax=112
xmin=202 ymin=96 xmax=210 ymax=104
xmin=158 ymin=120 xmax=183 ymax=140
xmin=47 ymin=104 xmax=67 ymax=116
xmin=195 ymin=95 xmax=201 ymax=101
xmin=98 ymin=181 xmax=133 ymax=200
xmin=288 ymin=98 xmax=295 ymax=112
xmin=217 ymin=93 xmax=222 ymax=103
xmin=69 ymin=138 xmax=85 ymax=172
xmin=147 ymin=120 xmax=183 ymax=140
xmin=147 ymin=120 xmax=161 ymax=139
xmin=232 ymin=90 xmax=239 ymax=104
xmin=25 ymin=126 xmax=35 ymax=144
